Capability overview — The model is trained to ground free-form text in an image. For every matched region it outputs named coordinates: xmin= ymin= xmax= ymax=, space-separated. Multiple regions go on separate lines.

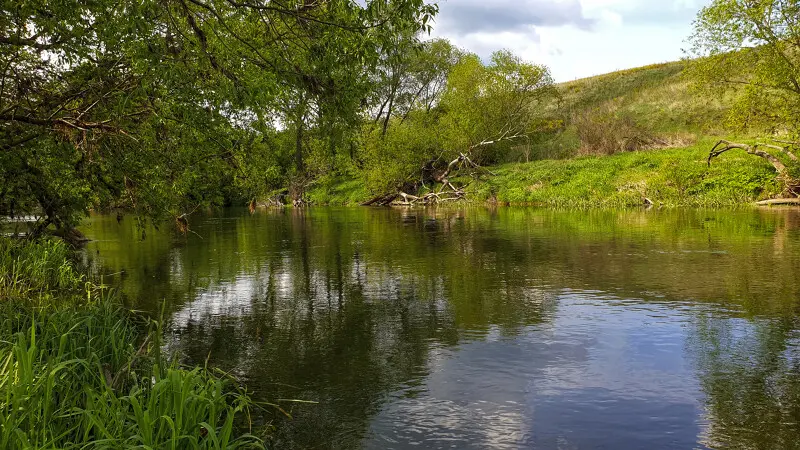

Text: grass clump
xmin=0 ymin=238 xmax=85 ymax=301
xmin=0 ymin=238 xmax=264 ymax=449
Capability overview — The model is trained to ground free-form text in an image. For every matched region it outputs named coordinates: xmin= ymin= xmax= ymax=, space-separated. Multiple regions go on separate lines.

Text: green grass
xmin=527 ymin=59 xmax=759 ymax=161
xmin=557 ymin=60 xmax=741 ymax=135
xmin=0 ymin=238 xmax=85 ymax=302
xmin=307 ymin=175 xmax=369 ymax=206
xmin=312 ymin=138 xmax=785 ymax=208
xmin=468 ymin=138 xmax=782 ymax=207
xmin=0 ymin=238 xmax=265 ymax=449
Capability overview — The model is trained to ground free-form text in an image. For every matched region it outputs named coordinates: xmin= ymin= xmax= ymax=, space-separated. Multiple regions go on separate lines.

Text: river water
xmin=82 ymin=207 xmax=800 ymax=449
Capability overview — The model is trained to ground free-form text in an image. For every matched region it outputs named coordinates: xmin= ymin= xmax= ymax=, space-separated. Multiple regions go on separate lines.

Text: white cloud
xmin=429 ymin=0 xmax=711 ymax=81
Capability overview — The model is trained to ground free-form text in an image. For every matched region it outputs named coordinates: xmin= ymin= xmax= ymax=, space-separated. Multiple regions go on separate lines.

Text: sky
xmin=428 ymin=0 xmax=711 ymax=82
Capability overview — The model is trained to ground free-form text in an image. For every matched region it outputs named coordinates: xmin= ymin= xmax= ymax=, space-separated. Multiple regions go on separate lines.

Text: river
xmin=81 ymin=207 xmax=800 ymax=449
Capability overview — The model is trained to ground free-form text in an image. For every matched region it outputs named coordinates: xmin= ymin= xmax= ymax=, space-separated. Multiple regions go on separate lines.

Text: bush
xmin=573 ymin=105 xmax=665 ymax=156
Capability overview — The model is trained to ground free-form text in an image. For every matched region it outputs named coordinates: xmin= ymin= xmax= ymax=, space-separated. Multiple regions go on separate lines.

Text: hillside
xmin=559 ymin=61 xmax=734 ymax=133
xmin=523 ymin=59 xmax=754 ymax=161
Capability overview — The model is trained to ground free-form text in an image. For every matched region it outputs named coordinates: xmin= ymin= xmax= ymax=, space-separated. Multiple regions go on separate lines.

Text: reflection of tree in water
xmin=155 ymin=208 xmax=556 ymax=448
xmin=688 ymin=315 xmax=800 ymax=449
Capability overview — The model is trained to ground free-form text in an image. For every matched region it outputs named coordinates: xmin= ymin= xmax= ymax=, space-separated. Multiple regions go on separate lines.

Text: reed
xmin=0 ymin=238 xmax=264 ymax=449
xmin=0 ymin=238 xmax=84 ymax=301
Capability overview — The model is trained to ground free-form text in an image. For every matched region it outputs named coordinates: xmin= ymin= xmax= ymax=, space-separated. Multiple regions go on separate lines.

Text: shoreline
xmin=305 ymin=140 xmax=788 ymax=209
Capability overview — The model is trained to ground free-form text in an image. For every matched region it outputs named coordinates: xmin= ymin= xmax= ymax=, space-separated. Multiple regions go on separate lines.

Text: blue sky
xmin=428 ymin=0 xmax=711 ymax=81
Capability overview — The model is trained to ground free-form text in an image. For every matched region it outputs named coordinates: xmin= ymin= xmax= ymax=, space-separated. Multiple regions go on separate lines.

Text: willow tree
xmin=439 ymin=50 xmax=555 ymax=163
xmin=362 ymin=50 xmax=556 ymax=205
xmin=688 ymin=0 xmax=800 ymax=198
xmin=0 ymin=0 xmax=437 ymax=236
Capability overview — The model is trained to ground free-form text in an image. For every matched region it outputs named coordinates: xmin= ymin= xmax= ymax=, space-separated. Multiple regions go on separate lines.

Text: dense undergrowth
xmin=0 ymin=239 xmax=264 ymax=449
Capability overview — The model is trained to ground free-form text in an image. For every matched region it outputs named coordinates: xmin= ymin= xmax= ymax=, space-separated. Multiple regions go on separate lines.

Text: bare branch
xmin=756 ymin=142 xmax=798 ymax=161
xmin=708 ymin=140 xmax=787 ymax=174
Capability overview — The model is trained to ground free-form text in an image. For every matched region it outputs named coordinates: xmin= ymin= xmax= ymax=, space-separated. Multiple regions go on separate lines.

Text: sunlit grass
xmin=312 ymin=139 xmax=782 ymax=208
xmin=469 ymin=139 xmax=781 ymax=208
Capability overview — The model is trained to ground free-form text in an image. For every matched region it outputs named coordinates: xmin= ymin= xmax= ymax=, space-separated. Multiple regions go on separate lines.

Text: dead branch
xmin=756 ymin=142 xmax=798 ymax=162
xmin=364 ymin=146 xmax=497 ymax=208
xmin=708 ymin=140 xmax=800 ymax=199
xmin=772 ymin=138 xmax=800 ymax=146
xmin=469 ymin=133 xmax=527 ymax=151
xmin=708 ymin=140 xmax=787 ymax=174
xmin=756 ymin=198 xmax=800 ymax=206
xmin=396 ymin=187 xmax=466 ymax=206
xmin=361 ymin=192 xmax=398 ymax=207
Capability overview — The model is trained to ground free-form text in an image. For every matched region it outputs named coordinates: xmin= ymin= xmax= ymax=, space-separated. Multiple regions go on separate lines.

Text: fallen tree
xmin=361 ymin=144 xmax=500 ymax=207
xmin=361 ymin=153 xmax=475 ymax=206
xmin=708 ymin=139 xmax=800 ymax=199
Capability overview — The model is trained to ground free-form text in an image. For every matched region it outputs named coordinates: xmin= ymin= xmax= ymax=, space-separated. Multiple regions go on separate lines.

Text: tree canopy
xmin=0 ymin=0 xmax=436 ymax=231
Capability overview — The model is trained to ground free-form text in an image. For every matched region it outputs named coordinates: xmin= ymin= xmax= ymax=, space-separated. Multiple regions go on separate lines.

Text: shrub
xmin=573 ymin=105 xmax=665 ymax=156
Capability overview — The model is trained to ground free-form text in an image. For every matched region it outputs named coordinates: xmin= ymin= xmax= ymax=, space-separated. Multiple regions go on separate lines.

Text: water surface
xmin=82 ymin=207 xmax=800 ymax=449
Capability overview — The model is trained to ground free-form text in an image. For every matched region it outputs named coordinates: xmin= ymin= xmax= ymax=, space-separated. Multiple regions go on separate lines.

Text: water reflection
xmin=82 ymin=207 xmax=800 ymax=449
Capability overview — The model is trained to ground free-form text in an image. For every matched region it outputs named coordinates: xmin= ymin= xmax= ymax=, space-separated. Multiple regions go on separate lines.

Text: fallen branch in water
xmin=756 ymin=198 xmax=800 ymax=206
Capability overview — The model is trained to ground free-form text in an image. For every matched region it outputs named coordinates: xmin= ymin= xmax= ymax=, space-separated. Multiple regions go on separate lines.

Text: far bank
xmin=307 ymin=139 xmax=785 ymax=209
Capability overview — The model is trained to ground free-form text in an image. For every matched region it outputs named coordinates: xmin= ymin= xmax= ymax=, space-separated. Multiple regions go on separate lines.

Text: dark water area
xmin=81 ymin=207 xmax=800 ymax=449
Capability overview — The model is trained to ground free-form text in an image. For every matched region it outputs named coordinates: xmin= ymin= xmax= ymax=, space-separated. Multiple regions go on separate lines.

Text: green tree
xmin=688 ymin=0 xmax=800 ymax=136
xmin=358 ymin=49 xmax=556 ymax=203
xmin=689 ymin=0 xmax=800 ymax=198
xmin=439 ymin=50 xmax=555 ymax=164
xmin=0 ymin=0 xmax=437 ymax=235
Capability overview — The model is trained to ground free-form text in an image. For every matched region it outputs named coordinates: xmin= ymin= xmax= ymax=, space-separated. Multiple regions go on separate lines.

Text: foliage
xmin=438 ymin=50 xmax=556 ymax=163
xmin=687 ymin=0 xmax=800 ymax=137
xmin=0 ymin=238 xmax=264 ymax=449
xmin=0 ymin=0 xmax=438 ymax=228
xmin=357 ymin=47 xmax=558 ymax=195
xmin=370 ymin=37 xmax=463 ymax=135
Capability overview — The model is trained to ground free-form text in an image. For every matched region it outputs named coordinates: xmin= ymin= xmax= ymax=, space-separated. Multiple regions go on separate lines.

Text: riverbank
xmin=0 ymin=238 xmax=265 ymax=449
xmin=307 ymin=138 xmax=784 ymax=208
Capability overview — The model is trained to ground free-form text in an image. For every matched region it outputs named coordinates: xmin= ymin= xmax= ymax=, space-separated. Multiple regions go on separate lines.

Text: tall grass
xmin=0 ymin=238 xmax=84 ymax=301
xmin=0 ymin=238 xmax=264 ymax=449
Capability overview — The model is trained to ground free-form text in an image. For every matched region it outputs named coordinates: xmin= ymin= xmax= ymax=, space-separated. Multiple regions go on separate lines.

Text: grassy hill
xmin=525 ymin=59 xmax=754 ymax=161
xmin=559 ymin=61 xmax=733 ymax=133
xmin=308 ymin=59 xmax=790 ymax=208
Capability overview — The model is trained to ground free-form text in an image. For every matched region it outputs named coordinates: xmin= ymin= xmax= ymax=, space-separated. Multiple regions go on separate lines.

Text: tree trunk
xmin=295 ymin=114 xmax=305 ymax=174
